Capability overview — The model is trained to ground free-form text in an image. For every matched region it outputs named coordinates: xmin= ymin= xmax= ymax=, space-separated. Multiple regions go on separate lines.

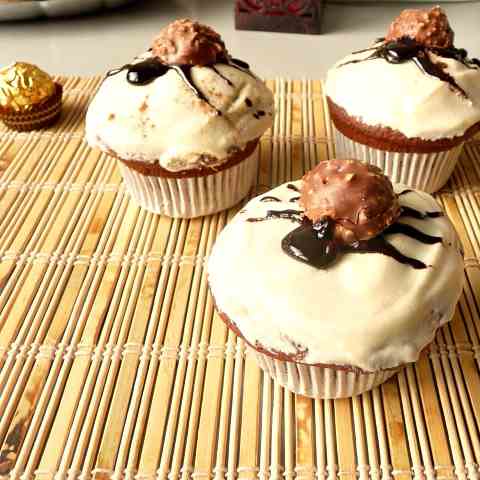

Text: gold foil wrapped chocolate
xmin=0 ymin=62 xmax=56 ymax=112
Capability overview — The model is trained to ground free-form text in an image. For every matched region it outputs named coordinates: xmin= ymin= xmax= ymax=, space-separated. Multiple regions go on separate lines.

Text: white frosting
xmin=325 ymin=47 xmax=480 ymax=140
xmin=208 ymin=182 xmax=464 ymax=371
xmin=85 ymin=54 xmax=274 ymax=172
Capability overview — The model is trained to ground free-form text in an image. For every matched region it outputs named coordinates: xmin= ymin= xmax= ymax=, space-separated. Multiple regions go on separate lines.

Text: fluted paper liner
xmin=118 ymin=151 xmax=257 ymax=218
xmin=0 ymin=75 xmax=479 ymax=480
xmin=253 ymin=348 xmax=400 ymax=399
xmin=333 ymin=125 xmax=464 ymax=194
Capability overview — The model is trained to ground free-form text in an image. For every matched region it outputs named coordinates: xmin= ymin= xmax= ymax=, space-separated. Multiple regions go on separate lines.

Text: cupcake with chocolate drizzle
xmin=208 ymin=159 xmax=464 ymax=398
xmin=325 ymin=7 xmax=480 ymax=194
xmin=86 ymin=19 xmax=274 ymax=218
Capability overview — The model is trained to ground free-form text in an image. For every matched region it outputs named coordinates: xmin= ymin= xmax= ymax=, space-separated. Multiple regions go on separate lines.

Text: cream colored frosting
xmin=208 ymin=181 xmax=464 ymax=372
xmin=325 ymin=47 xmax=480 ymax=141
xmin=85 ymin=53 xmax=274 ymax=172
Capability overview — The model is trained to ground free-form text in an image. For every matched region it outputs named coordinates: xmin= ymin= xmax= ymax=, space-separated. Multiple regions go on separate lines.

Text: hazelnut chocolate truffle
xmin=0 ymin=62 xmax=62 ymax=131
xmin=325 ymin=7 xmax=480 ymax=193
xmin=208 ymin=159 xmax=464 ymax=398
xmin=86 ymin=19 xmax=274 ymax=218
xmin=301 ymin=159 xmax=401 ymax=244
xmin=152 ymin=18 xmax=227 ymax=66
xmin=385 ymin=6 xmax=454 ymax=48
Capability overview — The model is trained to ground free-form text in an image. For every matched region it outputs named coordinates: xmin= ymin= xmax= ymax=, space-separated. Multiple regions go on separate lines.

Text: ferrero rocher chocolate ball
xmin=385 ymin=6 xmax=454 ymax=48
xmin=300 ymin=159 xmax=401 ymax=245
xmin=0 ymin=62 xmax=56 ymax=113
xmin=0 ymin=61 xmax=62 ymax=132
xmin=152 ymin=19 xmax=228 ymax=66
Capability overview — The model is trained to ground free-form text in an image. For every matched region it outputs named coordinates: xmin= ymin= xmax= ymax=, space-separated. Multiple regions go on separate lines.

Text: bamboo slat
xmin=0 ymin=76 xmax=480 ymax=480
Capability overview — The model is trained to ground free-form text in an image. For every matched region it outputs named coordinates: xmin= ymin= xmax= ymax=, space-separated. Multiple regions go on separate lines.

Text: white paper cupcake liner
xmin=118 ymin=152 xmax=257 ymax=218
xmin=252 ymin=348 xmax=399 ymax=399
xmin=333 ymin=126 xmax=464 ymax=194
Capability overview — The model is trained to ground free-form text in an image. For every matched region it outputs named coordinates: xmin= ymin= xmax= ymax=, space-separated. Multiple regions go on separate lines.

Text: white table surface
xmin=0 ymin=0 xmax=479 ymax=79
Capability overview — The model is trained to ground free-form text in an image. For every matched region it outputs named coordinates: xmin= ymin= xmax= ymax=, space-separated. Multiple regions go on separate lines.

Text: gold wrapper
xmin=0 ymin=62 xmax=56 ymax=112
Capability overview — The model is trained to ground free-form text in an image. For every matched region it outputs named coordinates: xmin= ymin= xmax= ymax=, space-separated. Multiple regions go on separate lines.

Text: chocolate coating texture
xmin=385 ymin=6 xmax=454 ymax=48
xmin=151 ymin=18 xmax=228 ymax=66
xmin=300 ymin=159 xmax=401 ymax=245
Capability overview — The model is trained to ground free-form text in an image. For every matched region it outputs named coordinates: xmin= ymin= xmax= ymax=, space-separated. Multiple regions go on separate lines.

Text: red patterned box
xmin=235 ymin=1 xmax=324 ymax=34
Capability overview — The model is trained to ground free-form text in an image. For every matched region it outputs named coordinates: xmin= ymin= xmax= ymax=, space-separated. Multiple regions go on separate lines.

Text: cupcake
xmin=86 ymin=19 xmax=274 ymax=218
xmin=208 ymin=159 xmax=464 ymax=398
xmin=0 ymin=62 xmax=62 ymax=131
xmin=325 ymin=7 xmax=480 ymax=194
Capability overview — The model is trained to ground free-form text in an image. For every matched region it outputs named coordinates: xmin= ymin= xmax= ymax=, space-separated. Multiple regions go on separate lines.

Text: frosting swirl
xmin=151 ymin=19 xmax=228 ymax=66
xmin=0 ymin=62 xmax=56 ymax=112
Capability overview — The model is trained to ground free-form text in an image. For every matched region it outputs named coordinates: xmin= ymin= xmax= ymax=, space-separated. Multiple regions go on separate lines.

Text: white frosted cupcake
xmin=208 ymin=159 xmax=464 ymax=398
xmin=86 ymin=19 xmax=274 ymax=218
xmin=325 ymin=7 xmax=480 ymax=193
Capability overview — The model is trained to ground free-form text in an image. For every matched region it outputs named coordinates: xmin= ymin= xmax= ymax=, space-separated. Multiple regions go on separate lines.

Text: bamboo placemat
xmin=1 ymin=76 xmax=480 ymax=480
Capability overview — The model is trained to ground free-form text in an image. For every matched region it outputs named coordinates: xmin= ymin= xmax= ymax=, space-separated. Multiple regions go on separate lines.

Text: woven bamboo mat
xmin=1 ymin=76 xmax=480 ymax=480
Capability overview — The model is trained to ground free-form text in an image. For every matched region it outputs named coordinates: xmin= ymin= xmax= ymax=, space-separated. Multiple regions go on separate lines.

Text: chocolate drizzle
xmin=108 ymin=58 xmax=169 ymax=85
xmin=260 ymin=196 xmax=281 ymax=202
xmin=339 ymin=37 xmax=480 ymax=98
xmin=385 ymin=222 xmax=441 ymax=245
xmin=400 ymin=206 xmax=443 ymax=220
xmin=230 ymin=58 xmax=250 ymax=70
xmin=106 ymin=56 xmax=253 ymax=115
xmin=247 ymin=209 xmax=303 ymax=223
xmin=210 ymin=65 xmax=234 ymax=86
xmin=173 ymin=65 xmax=218 ymax=111
xmin=282 ymin=221 xmax=338 ymax=268
xmin=247 ymin=203 xmax=444 ymax=270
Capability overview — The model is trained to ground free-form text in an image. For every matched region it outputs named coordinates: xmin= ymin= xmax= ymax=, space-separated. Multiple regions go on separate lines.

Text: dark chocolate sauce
xmin=247 ymin=209 xmax=303 ymax=223
xmin=282 ymin=220 xmax=338 ymax=268
xmin=400 ymin=206 xmax=443 ymax=220
xmin=259 ymin=194 xmax=300 ymax=203
xmin=413 ymin=52 xmax=467 ymax=98
xmin=210 ymin=65 xmax=234 ymax=86
xmin=385 ymin=222 xmax=442 ymax=245
xmin=339 ymin=37 xmax=479 ymax=98
xmin=106 ymin=56 xmax=254 ymax=114
xmin=286 ymin=183 xmax=300 ymax=192
xmin=260 ymin=196 xmax=281 ymax=202
xmin=344 ymin=234 xmax=427 ymax=269
xmin=247 ymin=203 xmax=444 ymax=270
xmin=431 ymin=46 xmax=480 ymax=68
xmin=113 ymin=58 xmax=170 ymax=85
xmin=282 ymin=217 xmax=441 ymax=270
xmin=174 ymin=65 xmax=220 ymax=113
xmin=230 ymin=58 xmax=250 ymax=70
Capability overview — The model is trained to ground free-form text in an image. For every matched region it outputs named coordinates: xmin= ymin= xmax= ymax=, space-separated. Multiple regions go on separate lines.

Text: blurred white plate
xmin=327 ymin=0 xmax=468 ymax=2
xmin=0 ymin=0 xmax=135 ymax=21
xmin=329 ymin=0 xmax=469 ymax=2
